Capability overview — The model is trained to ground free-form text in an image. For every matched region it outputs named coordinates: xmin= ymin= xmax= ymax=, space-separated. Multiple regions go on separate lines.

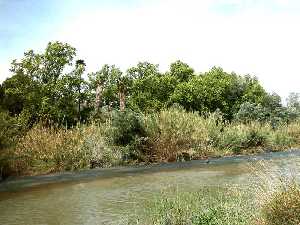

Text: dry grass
xmin=261 ymin=182 xmax=300 ymax=225
xmin=249 ymin=161 xmax=300 ymax=225
xmin=143 ymin=108 xmax=300 ymax=161
xmin=143 ymin=109 xmax=219 ymax=161
xmin=5 ymin=123 xmax=122 ymax=176
xmin=2 ymin=108 xmax=300 ymax=177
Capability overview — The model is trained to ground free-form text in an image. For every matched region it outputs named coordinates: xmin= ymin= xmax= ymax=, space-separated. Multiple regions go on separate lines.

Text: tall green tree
xmin=171 ymin=67 xmax=270 ymax=119
xmin=169 ymin=60 xmax=194 ymax=82
xmin=2 ymin=41 xmax=80 ymax=125
xmin=88 ymin=64 xmax=123 ymax=112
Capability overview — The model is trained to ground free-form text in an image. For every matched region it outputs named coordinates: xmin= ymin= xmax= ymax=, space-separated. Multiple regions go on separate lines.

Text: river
xmin=0 ymin=150 xmax=300 ymax=225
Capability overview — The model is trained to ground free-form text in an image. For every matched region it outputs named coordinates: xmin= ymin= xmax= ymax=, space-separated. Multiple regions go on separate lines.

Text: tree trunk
xmin=95 ymin=84 xmax=103 ymax=113
xmin=119 ymin=90 xmax=126 ymax=111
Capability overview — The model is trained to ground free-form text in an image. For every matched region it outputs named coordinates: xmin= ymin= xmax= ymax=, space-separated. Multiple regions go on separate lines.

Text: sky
xmin=1 ymin=0 xmax=300 ymax=101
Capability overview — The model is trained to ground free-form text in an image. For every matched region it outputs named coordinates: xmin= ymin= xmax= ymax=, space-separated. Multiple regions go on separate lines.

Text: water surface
xmin=0 ymin=150 xmax=300 ymax=225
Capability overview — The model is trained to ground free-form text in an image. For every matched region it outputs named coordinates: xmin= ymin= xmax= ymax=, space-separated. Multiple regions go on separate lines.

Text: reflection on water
xmin=0 ymin=150 xmax=300 ymax=225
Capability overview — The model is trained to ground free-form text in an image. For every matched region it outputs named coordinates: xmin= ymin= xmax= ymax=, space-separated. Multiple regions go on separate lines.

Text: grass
xmin=129 ymin=162 xmax=300 ymax=225
xmin=130 ymin=187 xmax=256 ymax=225
xmin=1 ymin=108 xmax=300 ymax=178
xmin=143 ymin=108 xmax=300 ymax=161
xmin=0 ymin=123 xmax=123 ymax=177
xmin=261 ymin=182 xmax=300 ymax=225
xmin=253 ymin=162 xmax=300 ymax=225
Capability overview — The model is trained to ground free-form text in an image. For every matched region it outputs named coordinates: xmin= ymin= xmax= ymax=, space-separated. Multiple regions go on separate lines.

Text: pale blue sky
xmin=1 ymin=0 xmax=300 ymax=99
xmin=0 ymin=0 xmax=139 ymax=72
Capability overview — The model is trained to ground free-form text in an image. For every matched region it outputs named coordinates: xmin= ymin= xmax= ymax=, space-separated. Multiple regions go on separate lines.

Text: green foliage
xmin=235 ymin=101 xmax=298 ymax=127
xmin=171 ymin=67 xmax=253 ymax=119
xmin=169 ymin=60 xmax=194 ymax=82
xmin=1 ymin=41 xmax=294 ymax=127
xmin=131 ymin=187 xmax=254 ymax=225
xmin=88 ymin=64 xmax=123 ymax=109
xmin=110 ymin=110 xmax=146 ymax=146
xmin=127 ymin=62 xmax=168 ymax=112
xmin=218 ymin=123 xmax=269 ymax=154
xmin=235 ymin=102 xmax=268 ymax=123
xmin=2 ymin=41 xmax=300 ymax=178
xmin=287 ymin=92 xmax=300 ymax=110
xmin=0 ymin=111 xmax=19 ymax=149
xmin=127 ymin=61 xmax=160 ymax=79
xmin=1 ymin=41 xmax=85 ymax=126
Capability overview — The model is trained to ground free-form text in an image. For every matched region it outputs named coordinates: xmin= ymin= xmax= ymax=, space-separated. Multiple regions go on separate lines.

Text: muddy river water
xmin=0 ymin=150 xmax=300 ymax=225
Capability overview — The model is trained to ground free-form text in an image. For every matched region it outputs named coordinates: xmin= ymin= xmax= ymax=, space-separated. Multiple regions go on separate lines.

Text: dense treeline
xmin=1 ymin=41 xmax=300 ymax=177
xmin=1 ymin=42 xmax=299 ymax=131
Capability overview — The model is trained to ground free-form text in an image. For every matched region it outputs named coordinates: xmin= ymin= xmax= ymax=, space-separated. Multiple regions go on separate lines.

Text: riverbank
xmin=1 ymin=108 xmax=300 ymax=179
xmin=1 ymin=149 xmax=300 ymax=225
xmin=130 ymin=180 xmax=300 ymax=225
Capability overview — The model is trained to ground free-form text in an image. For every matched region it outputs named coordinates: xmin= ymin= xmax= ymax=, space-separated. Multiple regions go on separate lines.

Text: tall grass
xmin=129 ymin=162 xmax=300 ymax=225
xmin=143 ymin=109 xmax=220 ymax=161
xmin=2 ymin=108 xmax=300 ymax=177
xmin=261 ymin=182 xmax=300 ymax=225
xmin=129 ymin=187 xmax=256 ymax=225
xmin=143 ymin=108 xmax=300 ymax=161
xmin=2 ymin=123 xmax=122 ymax=176
xmin=252 ymin=162 xmax=300 ymax=225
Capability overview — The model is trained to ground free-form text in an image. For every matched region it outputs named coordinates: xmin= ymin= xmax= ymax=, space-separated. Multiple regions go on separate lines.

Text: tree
xmin=2 ymin=41 xmax=80 ymax=126
xmin=89 ymin=64 xmax=110 ymax=113
xmin=171 ymin=67 xmax=244 ymax=118
xmin=169 ymin=60 xmax=194 ymax=82
xmin=234 ymin=102 xmax=268 ymax=123
xmin=127 ymin=61 xmax=159 ymax=79
xmin=88 ymin=64 xmax=125 ymax=113
xmin=117 ymin=75 xmax=132 ymax=111
xmin=287 ymin=92 xmax=300 ymax=110
xmin=74 ymin=60 xmax=86 ymax=122
xmin=241 ymin=76 xmax=268 ymax=106
xmin=127 ymin=62 xmax=162 ymax=112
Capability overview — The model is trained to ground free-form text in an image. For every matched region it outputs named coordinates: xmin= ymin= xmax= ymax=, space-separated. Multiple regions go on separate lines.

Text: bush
xmin=80 ymin=124 xmax=122 ymax=168
xmin=235 ymin=102 xmax=268 ymax=123
xmin=218 ymin=122 xmax=269 ymax=154
xmin=109 ymin=110 xmax=147 ymax=161
xmin=0 ymin=111 xmax=20 ymax=149
xmin=266 ymin=126 xmax=296 ymax=150
xmin=261 ymin=182 xmax=300 ymax=225
xmin=111 ymin=110 xmax=146 ymax=146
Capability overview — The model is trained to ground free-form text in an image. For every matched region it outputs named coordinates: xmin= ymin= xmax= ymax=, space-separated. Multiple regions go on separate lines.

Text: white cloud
xmin=2 ymin=0 xmax=300 ymax=100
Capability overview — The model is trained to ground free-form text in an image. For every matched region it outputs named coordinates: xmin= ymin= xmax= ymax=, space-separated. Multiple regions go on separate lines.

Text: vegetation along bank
xmin=1 ymin=41 xmax=300 ymax=178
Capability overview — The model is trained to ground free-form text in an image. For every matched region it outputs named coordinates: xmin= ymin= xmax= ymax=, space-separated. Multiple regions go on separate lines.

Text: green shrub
xmin=266 ymin=126 xmax=295 ymax=150
xmin=218 ymin=123 xmax=269 ymax=154
xmin=111 ymin=110 xmax=146 ymax=146
xmin=0 ymin=111 xmax=19 ymax=149
xmin=108 ymin=110 xmax=148 ymax=162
